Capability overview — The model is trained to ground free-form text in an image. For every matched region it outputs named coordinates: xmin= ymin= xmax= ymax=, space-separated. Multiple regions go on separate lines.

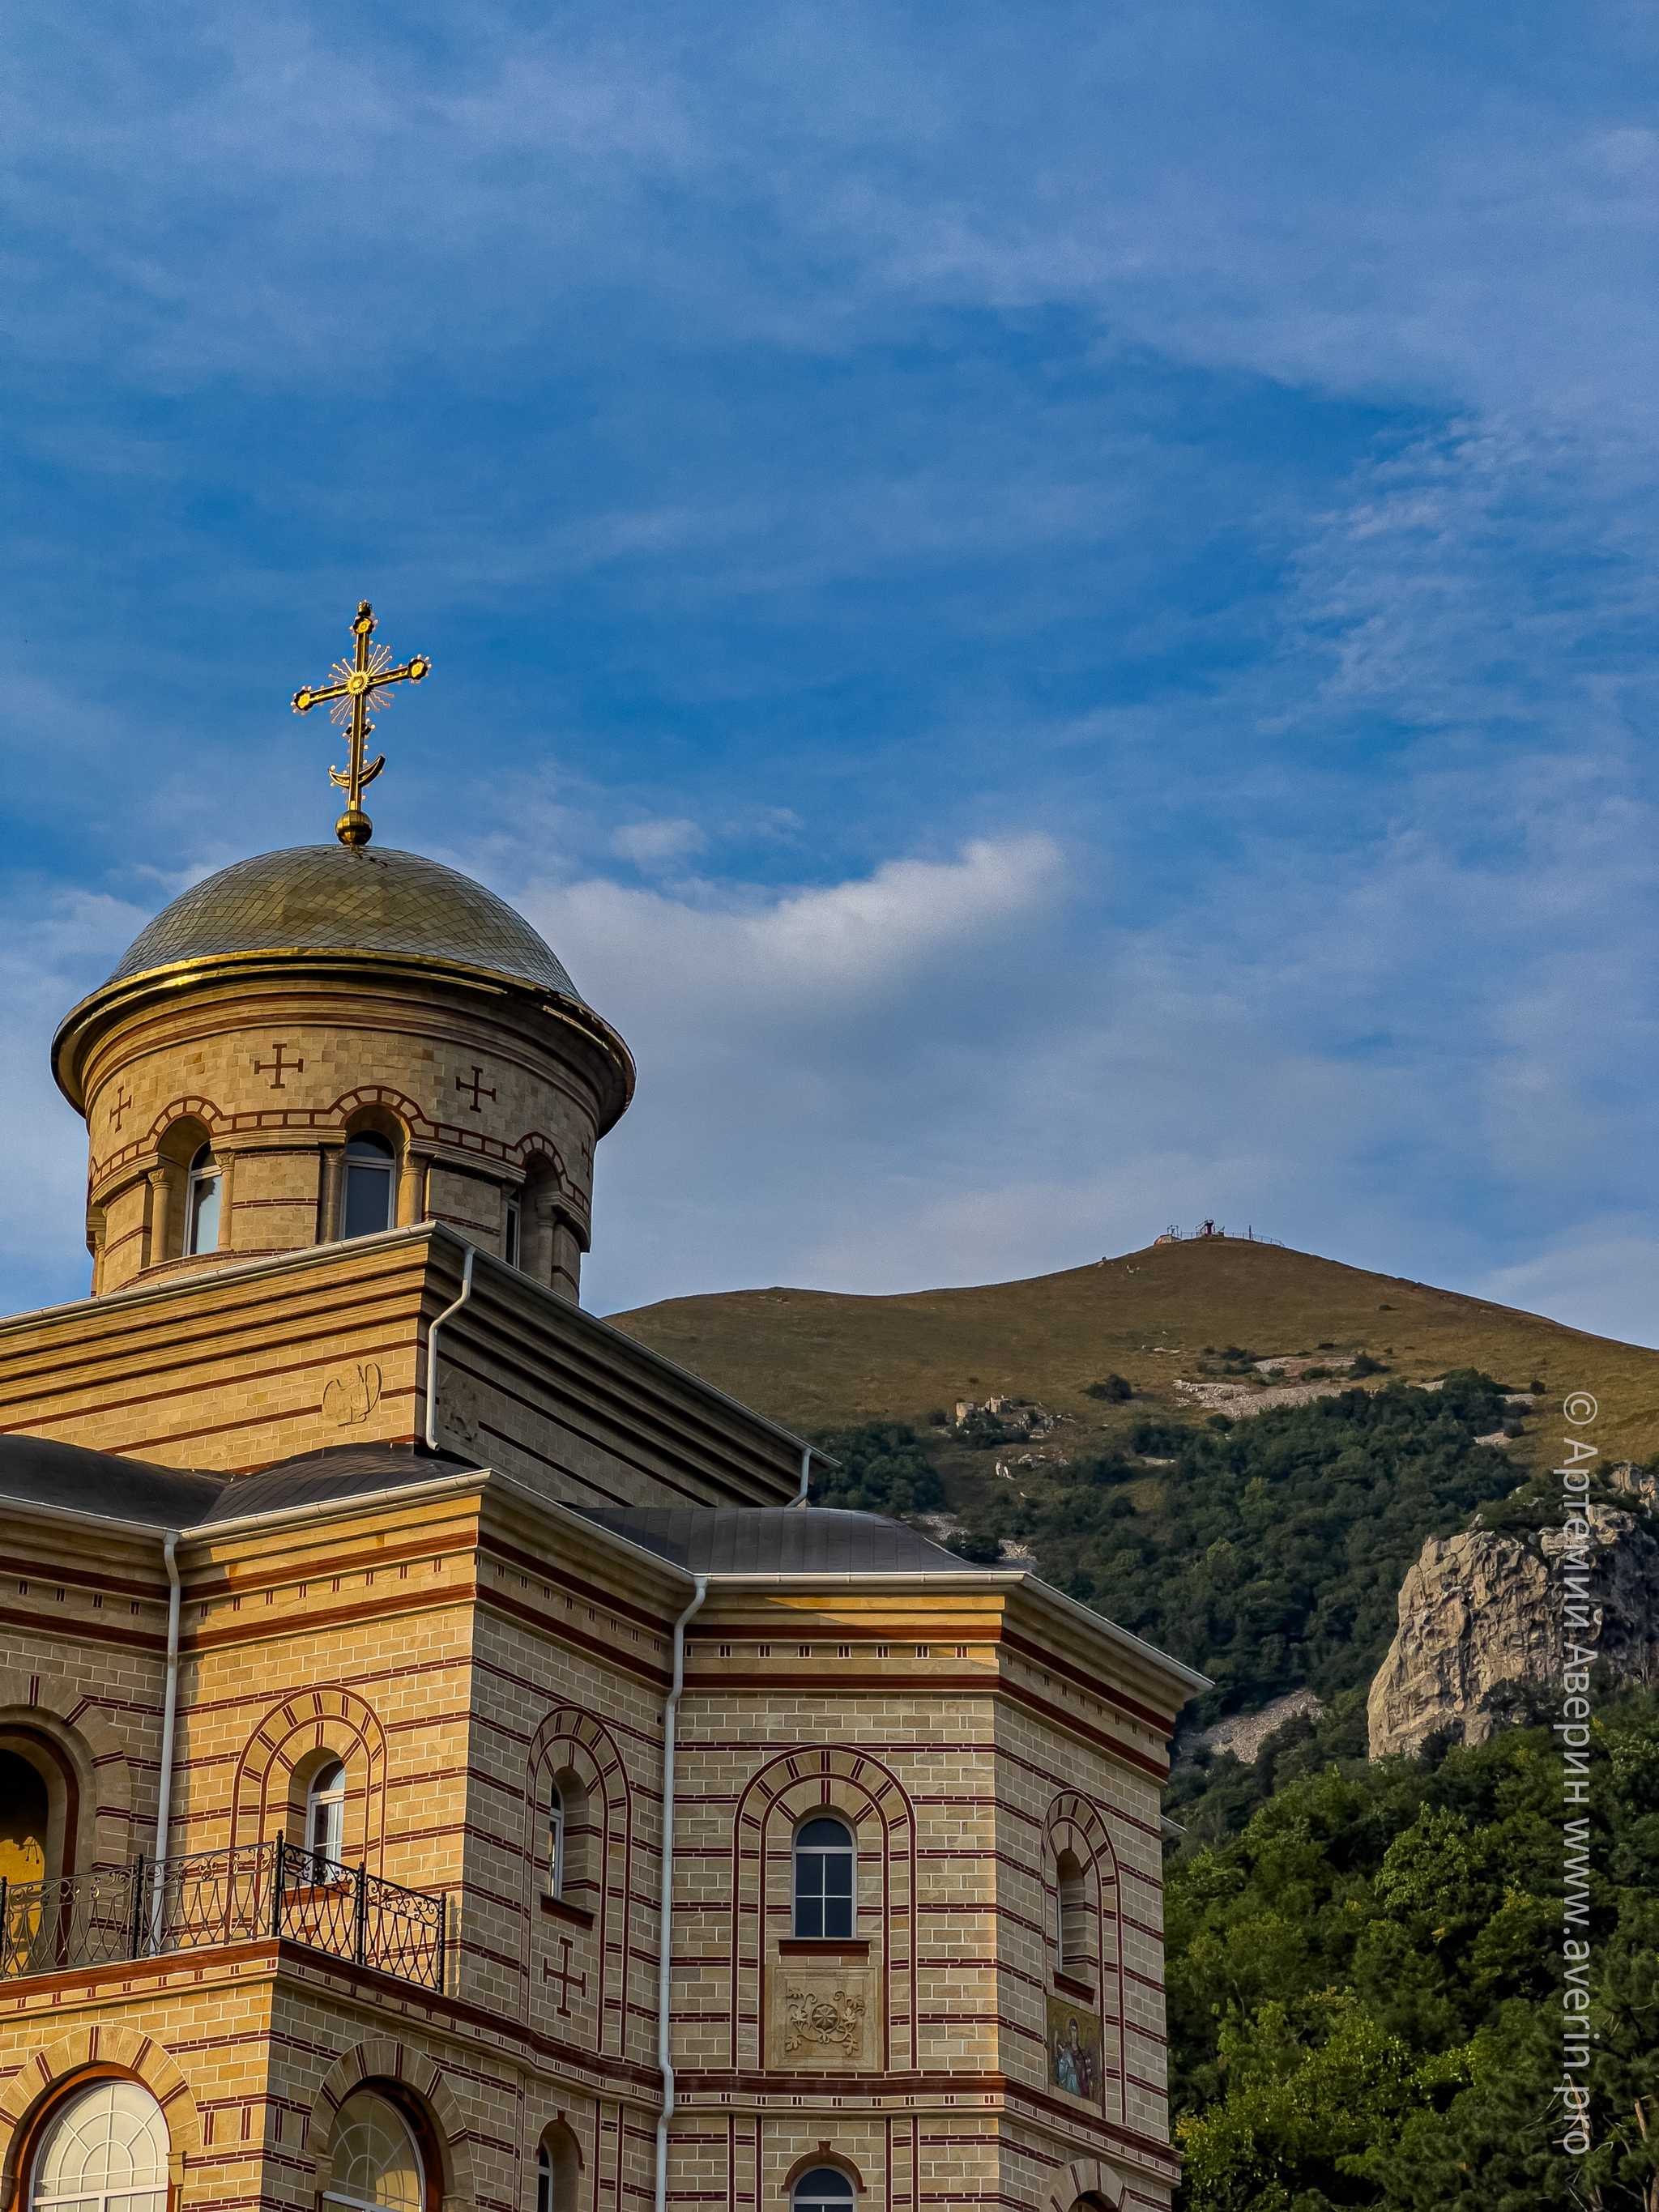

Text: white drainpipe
xmin=424 ymin=1244 xmax=476 ymax=1450
xmin=654 ymin=1574 xmax=708 ymax=2212
xmin=793 ymin=1445 xmax=812 ymax=1506
xmin=149 ymin=1531 xmax=181 ymax=1947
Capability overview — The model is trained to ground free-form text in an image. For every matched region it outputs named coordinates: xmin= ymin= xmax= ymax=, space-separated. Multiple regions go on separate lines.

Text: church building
xmin=0 ymin=611 xmax=1202 ymax=2212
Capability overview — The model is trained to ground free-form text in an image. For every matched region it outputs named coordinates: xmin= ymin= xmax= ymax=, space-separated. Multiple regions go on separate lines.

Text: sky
xmin=3 ymin=2 xmax=1658 ymax=1340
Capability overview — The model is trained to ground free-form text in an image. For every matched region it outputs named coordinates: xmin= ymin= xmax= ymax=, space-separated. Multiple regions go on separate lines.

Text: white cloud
xmin=609 ymin=817 xmax=708 ymax=866
xmin=523 ymin=833 xmax=1064 ymax=1029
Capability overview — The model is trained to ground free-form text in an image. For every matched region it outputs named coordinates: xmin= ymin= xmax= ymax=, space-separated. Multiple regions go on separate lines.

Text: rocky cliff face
xmin=1367 ymin=1506 xmax=1659 ymax=1758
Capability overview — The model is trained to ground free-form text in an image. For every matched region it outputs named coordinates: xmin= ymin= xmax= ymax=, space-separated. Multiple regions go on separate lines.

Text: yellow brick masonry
xmin=0 ymin=1481 xmax=1184 ymax=2212
xmin=68 ymin=967 xmax=620 ymax=1302
xmin=0 ymin=1232 xmax=799 ymax=1506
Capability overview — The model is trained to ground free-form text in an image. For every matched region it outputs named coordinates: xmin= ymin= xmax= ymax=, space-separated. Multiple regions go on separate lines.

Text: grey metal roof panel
xmin=199 ymin=1443 xmax=480 ymax=1523
xmin=100 ymin=844 xmax=584 ymax=1003
xmin=0 ymin=1435 xmax=227 ymax=1528
xmin=578 ymin=1507 xmax=969 ymax=1575
xmin=0 ymin=1437 xmax=477 ymax=1532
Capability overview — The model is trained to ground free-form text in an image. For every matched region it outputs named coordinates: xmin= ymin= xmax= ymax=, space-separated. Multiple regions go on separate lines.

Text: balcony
xmin=0 ymin=1839 xmax=446 ymax=1992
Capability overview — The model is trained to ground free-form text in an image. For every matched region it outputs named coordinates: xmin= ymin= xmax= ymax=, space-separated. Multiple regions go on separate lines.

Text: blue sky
xmin=3 ymin=2 xmax=1658 ymax=1338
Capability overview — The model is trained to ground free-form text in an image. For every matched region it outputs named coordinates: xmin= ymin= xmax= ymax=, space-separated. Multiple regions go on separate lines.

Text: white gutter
xmin=424 ymin=1243 xmax=476 ymax=1451
xmin=191 ymin=1469 xmax=486 ymax=1543
xmin=654 ymin=1573 xmax=708 ymax=2212
xmin=149 ymin=1532 xmax=181 ymax=1946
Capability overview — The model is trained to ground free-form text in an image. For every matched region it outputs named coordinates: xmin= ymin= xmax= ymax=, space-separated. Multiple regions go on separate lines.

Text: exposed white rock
xmin=1367 ymin=1506 xmax=1659 ymax=1758
xmin=1199 ymin=1689 xmax=1325 ymax=1765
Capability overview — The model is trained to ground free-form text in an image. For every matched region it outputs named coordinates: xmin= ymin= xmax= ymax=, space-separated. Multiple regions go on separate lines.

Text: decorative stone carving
xmin=776 ymin=1972 xmax=868 ymax=2067
xmin=322 ymin=1362 xmax=382 ymax=1426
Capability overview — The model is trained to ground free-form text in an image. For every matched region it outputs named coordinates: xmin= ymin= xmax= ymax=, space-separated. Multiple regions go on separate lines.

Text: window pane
xmin=189 ymin=1175 xmax=220 ymax=1255
xmin=791 ymin=2169 xmax=855 ymax=2212
xmin=794 ymin=1821 xmax=855 ymax=1939
xmin=343 ymin=1166 xmax=394 ymax=1240
xmin=32 ymin=2082 xmax=169 ymax=2207
xmin=327 ymin=2092 xmax=422 ymax=2212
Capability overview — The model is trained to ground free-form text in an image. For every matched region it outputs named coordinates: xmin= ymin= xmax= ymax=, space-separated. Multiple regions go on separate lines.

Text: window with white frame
xmin=186 ymin=1144 xmax=221 ymax=1255
xmin=793 ymin=1817 xmax=855 ymax=1939
xmin=790 ymin=2169 xmax=854 ymax=2212
xmin=324 ymin=2091 xmax=423 ymax=2212
xmin=305 ymin=1759 xmax=347 ymax=1880
xmin=342 ymin=1134 xmax=396 ymax=1239
xmin=30 ymin=2080 xmax=169 ymax=2212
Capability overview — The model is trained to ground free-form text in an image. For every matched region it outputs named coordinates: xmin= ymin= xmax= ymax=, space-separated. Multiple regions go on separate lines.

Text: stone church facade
xmin=0 ymin=841 xmax=1201 ymax=2212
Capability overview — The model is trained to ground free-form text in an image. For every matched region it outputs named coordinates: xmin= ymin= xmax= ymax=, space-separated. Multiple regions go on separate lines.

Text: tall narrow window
xmin=343 ymin=1133 xmax=396 ymax=1239
xmin=793 ymin=1817 xmax=855 ymax=1939
xmin=305 ymin=1760 xmax=347 ymax=1881
xmin=31 ymin=2080 xmax=169 ymax=2212
xmin=1056 ymin=1848 xmax=1090 ymax=1977
xmin=548 ymin=1779 xmax=565 ymax=1899
xmin=325 ymin=2091 xmax=423 ymax=2212
xmin=504 ymin=1192 xmax=521 ymax=1270
xmin=186 ymin=1144 xmax=221 ymax=1255
xmin=790 ymin=2171 xmax=854 ymax=2212
xmin=536 ymin=2125 xmax=580 ymax=2212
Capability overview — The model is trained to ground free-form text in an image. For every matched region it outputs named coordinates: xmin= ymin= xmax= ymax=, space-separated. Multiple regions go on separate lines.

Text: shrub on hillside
xmin=1084 ymin=1373 xmax=1133 ymax=1401
xmin=1016 ymin=1375 xmax=1517 ymax=1716
xmin=1166 ymin=1689 xmax=1659 ymax=2208
xmin=806 ymin=1422 xmax=945 ymax=1517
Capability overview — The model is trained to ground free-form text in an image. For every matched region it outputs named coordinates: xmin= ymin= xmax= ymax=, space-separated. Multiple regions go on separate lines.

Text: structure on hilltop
xmin=0 ymin=605 xmax=1202 ymax=2212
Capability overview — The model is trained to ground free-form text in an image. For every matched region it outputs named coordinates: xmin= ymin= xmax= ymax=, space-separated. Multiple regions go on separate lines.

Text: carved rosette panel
xmin=775 ymin=1971 xmax=869 ymax=2069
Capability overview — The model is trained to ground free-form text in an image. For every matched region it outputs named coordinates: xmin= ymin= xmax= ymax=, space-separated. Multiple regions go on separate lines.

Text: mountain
xmin=607 ymin=1234 xmax=1659 ymax=1462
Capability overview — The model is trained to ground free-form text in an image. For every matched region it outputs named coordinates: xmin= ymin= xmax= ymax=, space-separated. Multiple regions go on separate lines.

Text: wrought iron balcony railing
xmin=0 ymin=1839 xmax=446 ymax=1993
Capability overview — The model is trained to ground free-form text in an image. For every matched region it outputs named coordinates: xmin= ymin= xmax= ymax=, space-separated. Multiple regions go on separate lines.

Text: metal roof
xmin=0 ymin=1437 xmax=475 ymax=1532
xmin=578 ymin=1507 xmax=967 ymax=1575
xmin=98 ymin=844 xmax=583 ymax=1001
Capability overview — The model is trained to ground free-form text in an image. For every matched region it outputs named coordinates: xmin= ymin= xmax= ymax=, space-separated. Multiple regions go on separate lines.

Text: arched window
xmin=305 ymin=1760 xmax=347 ymax=1880
xmin=324 ymin=2091 xmax=423 ymax=2212
xmin=186 ymin=1144 xmax=221 ymax=1255
xmin=504 ymin=1191 xmax=522 ymax=1271
xmin=793 ymin=1817 xmax=854 ymax=1940
xmin=0 ymin=1747 xmax=49 ymax=1886
xmin=548 ymin=1770 xmax=591 ymax=1904
xmin=1056 ymin=1848 xmax=1090 ymax=1977
xmin=343 ymin=1133 xmax=396 ymax=1240
xmin=535 ymin=2123 xmax=580 ymax=2212
xmin=790 ymin=2170 xmax=854 ymax=2212
xmin=548 ymin=1778 xmax=565 ymax=1899
xmin=30 ymin=2079 xmax=169 ymax=2212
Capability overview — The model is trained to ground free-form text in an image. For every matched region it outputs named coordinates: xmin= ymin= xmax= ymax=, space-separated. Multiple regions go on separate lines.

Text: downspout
xmin=794 ymin=1443 xmax=812 ymax=1506
xmin=424 ymin=1244 xmax=476 ymax=1451
xmin=149 ymin=1531 xmax=181 ymax=1950
xmin=654 ymin=1573 xmax=708 ymax=2212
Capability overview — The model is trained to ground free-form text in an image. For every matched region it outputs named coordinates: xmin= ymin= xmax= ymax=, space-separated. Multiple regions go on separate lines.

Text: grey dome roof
xmin=102 ymin=844 xmax=582 ymax=1001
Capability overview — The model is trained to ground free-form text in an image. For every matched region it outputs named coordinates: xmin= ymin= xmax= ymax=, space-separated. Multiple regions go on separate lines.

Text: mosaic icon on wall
xmin=1047 ymin=1997 xmax=1101 ymax=2104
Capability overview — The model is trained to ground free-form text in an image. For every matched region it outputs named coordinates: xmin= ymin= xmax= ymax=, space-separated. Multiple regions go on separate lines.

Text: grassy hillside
xmin=607 ymin=1234 xmax=1659 ymax=1463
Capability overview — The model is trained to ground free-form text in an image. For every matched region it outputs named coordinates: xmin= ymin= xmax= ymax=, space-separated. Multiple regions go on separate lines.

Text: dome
xmin=100 ymin=844 xmax=583 ymax=1001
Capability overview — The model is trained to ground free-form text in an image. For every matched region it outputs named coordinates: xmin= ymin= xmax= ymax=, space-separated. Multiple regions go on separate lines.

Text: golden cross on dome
xmin=292 ymin=601 xmax=431 ymax=847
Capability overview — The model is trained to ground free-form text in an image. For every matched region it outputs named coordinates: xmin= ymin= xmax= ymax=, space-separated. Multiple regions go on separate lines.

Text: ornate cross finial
xmin=292 ymin=601 xmax=431 ymax=847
